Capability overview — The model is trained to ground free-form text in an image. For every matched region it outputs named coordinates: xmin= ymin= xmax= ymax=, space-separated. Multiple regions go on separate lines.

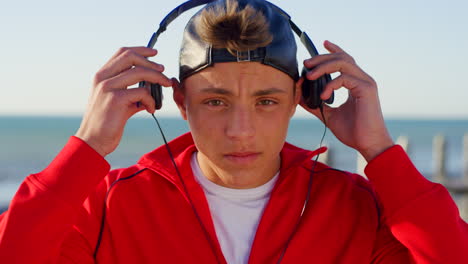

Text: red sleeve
xmin=0 ymin=136 xmax=110 ymax=263
xmin=365 ymin=145 xmax=468 ymax=264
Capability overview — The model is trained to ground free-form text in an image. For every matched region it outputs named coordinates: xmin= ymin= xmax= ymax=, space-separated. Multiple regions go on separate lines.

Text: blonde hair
xmin=196 ymin=0 xmax=273 ymax=56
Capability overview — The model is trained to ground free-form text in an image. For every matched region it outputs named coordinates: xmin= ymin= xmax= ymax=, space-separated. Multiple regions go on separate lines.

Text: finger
xmin=122 ymin=86 xmax=157 ymax=114
xmin=305 ymin=59 xmax=368 ymax=81
xmin=303 ymin=53 xmax=345 ymax=69
xmin=321 ymin=74 xmax=363 ymax=100
xmin=96 ymin=49 xmax=164 ymax=84
xmin=324 ymin=40 xmax=346 ymax=53
xmin=100 ymin=66 xmax=172 ymax=91
xmin=304 ymin=41 xmax=353 ymax=69
xmin=108 ymin=47 xmax=158 ymax=62
xmin=110 ymin=50 xmax=164 ymax=74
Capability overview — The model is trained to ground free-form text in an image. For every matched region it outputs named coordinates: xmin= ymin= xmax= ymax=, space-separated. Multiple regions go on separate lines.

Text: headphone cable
xmin=276 ymin=104 xmax=328 ymax=263
xmin=151 ymin=113 xmax=223 ymax=264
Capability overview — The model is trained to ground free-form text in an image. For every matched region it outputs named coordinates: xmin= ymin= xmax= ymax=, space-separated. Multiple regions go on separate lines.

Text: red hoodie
xmin=0 ymin=132 xmax=467 ymax=263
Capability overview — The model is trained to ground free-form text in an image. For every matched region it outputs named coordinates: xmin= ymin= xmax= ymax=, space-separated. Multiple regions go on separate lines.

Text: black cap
xmin=179 ymin=0 xmax=299 ymax=81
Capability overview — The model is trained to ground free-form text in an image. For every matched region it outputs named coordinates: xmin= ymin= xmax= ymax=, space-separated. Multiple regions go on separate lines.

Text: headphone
xmin=139 ymin=0 xmax=334 ymax=110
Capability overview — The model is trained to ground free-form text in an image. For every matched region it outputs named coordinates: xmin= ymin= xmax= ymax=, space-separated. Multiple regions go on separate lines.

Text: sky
xmin=0 ymin=0 xmax=467 ymax=119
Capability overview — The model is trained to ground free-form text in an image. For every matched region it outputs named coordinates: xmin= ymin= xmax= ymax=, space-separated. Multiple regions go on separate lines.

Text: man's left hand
xmin=300 ymin=40 xmax=394 ymax=162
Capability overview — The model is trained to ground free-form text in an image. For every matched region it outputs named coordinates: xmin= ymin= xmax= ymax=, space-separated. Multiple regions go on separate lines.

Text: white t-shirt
xmin=191 ymin=152 xmax=279 ymax=264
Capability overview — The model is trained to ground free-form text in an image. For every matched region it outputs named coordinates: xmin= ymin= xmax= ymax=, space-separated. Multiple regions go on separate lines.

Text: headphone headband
xmin=146 ymin=0 xmax=319 ymax=57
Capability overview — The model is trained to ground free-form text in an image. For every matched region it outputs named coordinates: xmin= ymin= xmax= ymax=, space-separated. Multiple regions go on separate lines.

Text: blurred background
xmin=0 ymin=0 xmax=467 ymax=213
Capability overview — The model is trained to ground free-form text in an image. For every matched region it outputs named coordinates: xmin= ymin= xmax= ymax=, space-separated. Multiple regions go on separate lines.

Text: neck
xmin=196 ymin=152 xmax=280 ymax=189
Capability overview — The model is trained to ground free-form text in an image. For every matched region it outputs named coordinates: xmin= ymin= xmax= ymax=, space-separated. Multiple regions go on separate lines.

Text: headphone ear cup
xmin=301 ymin=67 xmax=322 ymax=109
xmin=321 ymin=73 xmax=334 ymax=104
xmin=150 ymin=83 xmax=163 ymax=110
xmin=140 ymin=81 xmax=163 ymax=110
xmin=301 ymin=67 xmax=334 ymax=109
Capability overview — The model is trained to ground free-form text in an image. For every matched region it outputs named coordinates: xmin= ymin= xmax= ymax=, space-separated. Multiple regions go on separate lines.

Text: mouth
xmin=224 ymin=152 xmax=261 ymax=165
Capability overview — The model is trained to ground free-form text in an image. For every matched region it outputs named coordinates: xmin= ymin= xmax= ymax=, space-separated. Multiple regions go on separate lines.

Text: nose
xmin=225 ymin=104 xmax=255 ymax=141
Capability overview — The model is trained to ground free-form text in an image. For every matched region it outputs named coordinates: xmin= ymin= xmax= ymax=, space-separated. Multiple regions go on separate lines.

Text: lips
xmin=226 ymin=152 xmax=259 ymax=157
xmin=224 ymin=152 xmax=261 ymax=165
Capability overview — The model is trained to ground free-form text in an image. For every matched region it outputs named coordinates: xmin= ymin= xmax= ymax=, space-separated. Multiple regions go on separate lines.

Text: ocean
xmin=0 ymin=116 xmax=467 ymax=210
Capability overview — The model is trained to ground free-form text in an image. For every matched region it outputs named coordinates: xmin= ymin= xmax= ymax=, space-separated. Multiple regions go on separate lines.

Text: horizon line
xmin=0 ymin=113 xmax=467 ymax=121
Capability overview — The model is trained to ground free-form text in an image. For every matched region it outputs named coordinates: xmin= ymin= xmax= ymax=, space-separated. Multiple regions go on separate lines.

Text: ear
xmin=172 ymin=78 xmax=187 ymax=120
xmin=294 ymin=77 xmax=303 ymax=105
xmin=290 ymin=78 xmax=303 ymax=118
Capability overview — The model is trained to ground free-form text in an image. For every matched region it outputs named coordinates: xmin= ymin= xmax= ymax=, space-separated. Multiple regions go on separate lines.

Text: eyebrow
xmin=201 ymin=87 xmax=232 ymax=95
xmin=253 ymin=88 xmax=287 ymax=96
xmin=200 ymin=87 xmax=287 ymax=96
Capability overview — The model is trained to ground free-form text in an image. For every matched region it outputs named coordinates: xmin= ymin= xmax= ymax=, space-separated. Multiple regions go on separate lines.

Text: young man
xmin=1 ymin=0 xmax=467 ymax=263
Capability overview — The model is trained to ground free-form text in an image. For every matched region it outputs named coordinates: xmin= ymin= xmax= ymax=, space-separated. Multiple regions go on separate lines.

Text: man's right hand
xmin=75 ymin=47 xmax=172 ymax=157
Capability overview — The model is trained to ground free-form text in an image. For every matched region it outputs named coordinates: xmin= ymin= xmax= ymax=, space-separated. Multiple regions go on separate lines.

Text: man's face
xmin=174 ymin=62 xmax=301 ymax=188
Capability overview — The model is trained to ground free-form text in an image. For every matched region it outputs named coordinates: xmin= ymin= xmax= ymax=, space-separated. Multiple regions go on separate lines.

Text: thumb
xmin=299 ymin=100 xmax=333 ymax=124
